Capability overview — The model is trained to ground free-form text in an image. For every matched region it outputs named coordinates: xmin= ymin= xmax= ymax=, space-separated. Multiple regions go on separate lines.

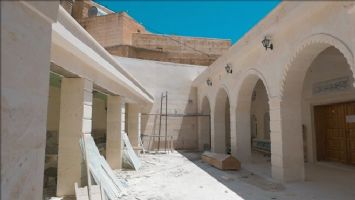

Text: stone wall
xmin=114 ymin=56 xmax=205 ymax=150
xmin=76 ymin=5 xmax=231 ymax=65
xmin=107 ymin=34 xmax=230 ymax=65
xmin=78 ymin=12 xmax=148 ymax=47
xmin=71 ymin=0 xmax=114 ymax=20
xmin=1 ymin=1 xmax=59 ymax=199
xmin=132 ymin=33 xmax=230 ymax=56
xmin=107 ymin=45 xmax=220 ymax=66
xmin=250 ymin=80 xmax=269 ymax=140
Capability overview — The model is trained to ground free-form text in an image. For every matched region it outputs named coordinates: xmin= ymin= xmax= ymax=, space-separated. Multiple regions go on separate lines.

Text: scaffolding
xmin=141 ymin=91 xmax=210 ymax=153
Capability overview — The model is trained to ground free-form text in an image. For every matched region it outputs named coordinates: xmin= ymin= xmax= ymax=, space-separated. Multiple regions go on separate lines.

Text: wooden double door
xmin=314 ymin=101 xmax=355 ymax=165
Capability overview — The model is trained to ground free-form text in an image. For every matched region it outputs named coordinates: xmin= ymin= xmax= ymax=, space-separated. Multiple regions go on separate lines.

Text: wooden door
xmin=314 ymin=101 xmax=355 ymax=165
xmin=324 ymin=103 xmax=347 ymax=163
xmin=346 ymin=102 xmax=355 ymax=165
xmin=314 ymin=106 xmax=327 ymax=161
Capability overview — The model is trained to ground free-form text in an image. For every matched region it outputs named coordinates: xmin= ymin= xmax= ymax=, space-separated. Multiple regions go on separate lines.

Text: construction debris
xmin=122 ymin=132 xmax=142 ymax=170
xmin=201 ymin=151 xmax=241 ymax=170
xmin=74 ymin=182 xmax=102 ymax=200
xmin=80 ymin=134 xmax=127 ymax=199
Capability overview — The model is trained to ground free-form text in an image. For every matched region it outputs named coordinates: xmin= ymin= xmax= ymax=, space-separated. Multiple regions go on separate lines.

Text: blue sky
xmin=94 ymin=1 xmax=280 ymax=44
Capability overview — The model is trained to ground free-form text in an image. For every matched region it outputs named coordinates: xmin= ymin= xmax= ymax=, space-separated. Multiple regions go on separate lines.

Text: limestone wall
xmin=1 ymin=1 xmax=59 ymax=199
xmin=107 ymin=45 xmax=221 ymax=66
xmin=132 ymin=33 xmax=230 ymax=57
xmin=250 ymin=81 xmax=270 ymax=140
xmin=114 ymin=56 xmax=205 ymax=150
xmin=77 ymin=10 xmax=230 ymax=65
xmin=78 ymin=12 xmax=148 ymax=47
xmin=47 ymin=86 xmax=61 ymax=132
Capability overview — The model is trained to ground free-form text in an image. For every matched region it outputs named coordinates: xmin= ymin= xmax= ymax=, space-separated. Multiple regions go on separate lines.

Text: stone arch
xmin=278 ymin=34 xmax=355 ymax=181
xmin=281 ymin=33 xmax=354 ymax=95
xmin=212 ymin=87 xmax=231 ymax=153
xmin=233 ymin=69 xmax=271 ymax=162
xmin=198 ymin=96 xmax=212 ymax=151
xmin=198 ymin=92 xmax=211 ymax=112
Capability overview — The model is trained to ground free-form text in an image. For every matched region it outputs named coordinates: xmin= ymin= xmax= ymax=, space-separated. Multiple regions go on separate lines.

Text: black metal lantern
xmin=262 ymin=36 xmax=273 ymax=50
xmin=225 ymin=63 xmax=233 ymax=74
xmin=206 ymin=78 xmax=212 ymax=86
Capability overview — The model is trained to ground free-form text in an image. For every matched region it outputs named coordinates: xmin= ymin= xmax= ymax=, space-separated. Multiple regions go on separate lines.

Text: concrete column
xmin=1 ymin=1 xmax=58 ymax=199
xmin=269 ymin=97 xmax=305 ymax=182
xmin=106 ymin=95 xmax=123 ymax=170
xmin=57 ymin=78 xmax=93 ymax=196
xmin=127 ymin=103 xmax=140 ymax=149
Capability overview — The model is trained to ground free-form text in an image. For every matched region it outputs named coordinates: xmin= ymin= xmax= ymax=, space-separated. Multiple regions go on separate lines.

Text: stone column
xmin=269 ymin=97 xmax=305 ymax=182
xmin=127 ymin=103 xmax=140 ymax=149
xmin=230 ymin=105 xmax=238 ymax=158
xmin=210 ymin=107 xmax=218 ymax=153
xmin=198 ymin=115 xmax=211 ymax=151
xmin=235 ymin=97 xmax=252 ymax=163
xmin=57 ymin=78 xmax=93 ymax=196
xmin=106 ymin=95 xmax=123 ymax=170
xmin=1 ymin=1 xmax=59 ymax=199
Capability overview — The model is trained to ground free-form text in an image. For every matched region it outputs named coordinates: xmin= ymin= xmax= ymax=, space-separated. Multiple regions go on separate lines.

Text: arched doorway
xmin=199 ymin=96 xmax=211 ymax=151
xmin=302 ymin=47 xmax=355 ymax=164
xmin=235 ymin=75 xmax=270 ymax=173
xmin=281 ymin=39 xmax=355 ymax=181
xmin=213 ymin=88 xmax=231 ymax=154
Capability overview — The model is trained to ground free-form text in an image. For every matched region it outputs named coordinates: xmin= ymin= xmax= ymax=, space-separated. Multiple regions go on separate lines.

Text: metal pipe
xmin=165 ymin=91 xmax=168 ymax=152
xmin=157 ymin=93 xmax=163 ymax=151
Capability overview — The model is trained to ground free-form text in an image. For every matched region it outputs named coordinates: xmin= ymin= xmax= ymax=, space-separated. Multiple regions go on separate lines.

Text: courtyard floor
xmin=115 ymin=151 xmax=355 ymax=200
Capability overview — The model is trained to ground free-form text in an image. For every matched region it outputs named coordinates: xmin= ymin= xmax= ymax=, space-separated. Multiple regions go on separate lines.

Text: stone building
xmin=1 ymin=0 xmax=355 ymax=200
xmin=194 ymin=1 xmax=355 ymax=181
xmin=70 ymin=0 xmax=231 ymax=66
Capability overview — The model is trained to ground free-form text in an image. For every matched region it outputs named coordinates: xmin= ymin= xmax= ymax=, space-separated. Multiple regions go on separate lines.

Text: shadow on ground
xmin=178 ymin=150 xmax=284 ymax=199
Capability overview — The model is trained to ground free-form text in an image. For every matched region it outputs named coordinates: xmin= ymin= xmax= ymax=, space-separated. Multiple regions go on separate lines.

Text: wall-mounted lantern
xmin=262 ymin=35 xmax=273 ymax=50
xmin=206 ymin=78 xmax=212 ymax=86
xmin=225 ymin=63 xmax=233 ymax=74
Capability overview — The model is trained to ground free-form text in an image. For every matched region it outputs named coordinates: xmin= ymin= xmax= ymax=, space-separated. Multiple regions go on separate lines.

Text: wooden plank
xmin=201 ymin=152 xmax=240 ymax=170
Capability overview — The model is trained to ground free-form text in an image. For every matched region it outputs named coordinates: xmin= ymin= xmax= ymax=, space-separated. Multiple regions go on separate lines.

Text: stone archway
xmin=279 ymin=35 xmax=355 ymax=181
xmin=213 ymin=88 xmax=231 ymax=154
xmin=234 ymin=71 xmax=270 ymax=163
xmin=198 ymin=96 xmax=211 ymax=151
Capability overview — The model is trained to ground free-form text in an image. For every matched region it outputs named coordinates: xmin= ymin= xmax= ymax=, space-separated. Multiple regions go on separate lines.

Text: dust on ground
xmin=115 ymin=151 xmax=284 ymax=200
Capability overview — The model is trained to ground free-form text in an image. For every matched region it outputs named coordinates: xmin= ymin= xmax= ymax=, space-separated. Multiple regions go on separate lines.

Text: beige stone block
xmin=271 ymin=165 xmax=284 ymax=182
xmin=82 ymin=119 xmax=92 ymax=134
xmin=1 ymin=1 xmax=59 ymax=199
xmin=57 ymin=78 xmax=93 ymax=196
xmin=106 ymin=95 xmax=123 ymax=170
xmin=83 ymin=104 xmax=92 ymax=120
xmin=84 ymin=90 xmax=93 ymax=106
xmin=127 ymin=103 xmax=140 ymax=147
